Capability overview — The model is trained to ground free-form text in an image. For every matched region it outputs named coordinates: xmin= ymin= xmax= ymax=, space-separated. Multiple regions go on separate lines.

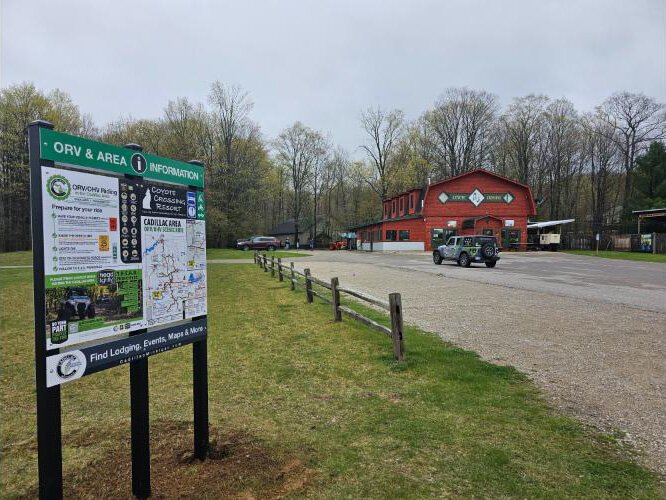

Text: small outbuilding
xmin=633 ymin=208 xmax=666 ymax=233
xmin=350 ymin=169 xmax=537 ymax=251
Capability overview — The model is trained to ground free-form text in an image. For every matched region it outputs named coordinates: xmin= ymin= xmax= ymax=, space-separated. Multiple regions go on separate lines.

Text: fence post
xmin=290 ymin=262 xmax=295 ymax=291
xmin=331 ymin=277 xmax=342 ymax=321
xmin=271 ymin=256 xmax=275 ymax=277
xmin=304 ymin=268 xmax=313 ymax=303
xmin=653 ymin=232 xmax=657 ymax=255
xmin=389 ymin=293 xmax=405 ymax=361
xmin=278 ymin=258 xmax=283 ymax=281
xmin=263 ymin=254 xmax=268 ymax=272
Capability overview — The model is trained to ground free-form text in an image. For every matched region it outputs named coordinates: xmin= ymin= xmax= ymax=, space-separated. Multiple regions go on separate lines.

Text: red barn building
xmin=351 ymin=169 xmax=536 ymax=251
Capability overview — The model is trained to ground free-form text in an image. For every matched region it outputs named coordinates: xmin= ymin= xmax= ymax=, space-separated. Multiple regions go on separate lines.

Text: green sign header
xmin=438 ymin=189 xmax=514 ymax=207
xmin=40 ymin=128 xmax=204 ymax=188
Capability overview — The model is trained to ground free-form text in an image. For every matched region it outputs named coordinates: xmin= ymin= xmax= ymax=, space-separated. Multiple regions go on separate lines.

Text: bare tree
xmin=360 ymin=106 xmax=404 ymax=200
xmin=309 ymin=134 xmax=331 ymax=245
xmin=208 ymin=82 xmax=254 ymax=168
xmin=597 ymin=92 xmax=666 ymax=207
xmin=495 ymin=95 xmax=548 ymax=185
xmin=274 ymin=122 xmax=324 ymax=246
xmin=421 ymin=87 xmax=498 ymax=178
xmin=324 ymin=147 xmax=350 ymax=236
xmin=542 ymin=99 xmax=582 ymax=219
xmin=582 ymin=113 xmax=621 ymax=233
xmin=163 ymin=97 xmax=206 ymax=161
xmin=207 ymin=82 xmax=273 ymax=244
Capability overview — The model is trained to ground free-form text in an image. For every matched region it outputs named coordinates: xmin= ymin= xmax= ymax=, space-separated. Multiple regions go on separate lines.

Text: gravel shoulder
xmin=295 ymin=252 xmax=666 ymax=476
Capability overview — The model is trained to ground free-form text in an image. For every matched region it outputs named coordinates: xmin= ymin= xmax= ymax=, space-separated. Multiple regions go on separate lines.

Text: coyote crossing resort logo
xmin=55 ymin=352 xmax=84 ymax=380
xmin=47 ymin=350 xmax=87 ymax=386
xmin=130 ymin=152 xmax=147 ymax=174
xmin=46 ymin=174 xmax=71 ymax=200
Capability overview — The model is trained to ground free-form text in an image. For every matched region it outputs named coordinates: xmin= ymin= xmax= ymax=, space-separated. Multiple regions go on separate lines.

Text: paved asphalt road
xmin=304 ymin=251 xmax=666 ymax=313
xmin=293 ymin=250 xmax=666 ymax=475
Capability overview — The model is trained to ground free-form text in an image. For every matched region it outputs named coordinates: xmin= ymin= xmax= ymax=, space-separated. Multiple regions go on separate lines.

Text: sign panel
xmin=30 ymin=124 xmax=210 ymax=496
xmin=46 ymin=318 xmax=207 ymax=387
xmin=40 ymin=128 xmax=205 ymax=188
xmin=36 ymin=132 xmax=207 ymax=378
xmin=42 ymin=166 xmax=145 ymax=349
xmin=640 ymin=233 xmax=653 ymax=252
xmin=438 ymin=189 xmax=514 ymax=206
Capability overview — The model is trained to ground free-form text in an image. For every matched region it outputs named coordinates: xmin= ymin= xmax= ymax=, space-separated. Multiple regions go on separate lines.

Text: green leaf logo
xmin=46 ymin=174 xmax=71 ymax=201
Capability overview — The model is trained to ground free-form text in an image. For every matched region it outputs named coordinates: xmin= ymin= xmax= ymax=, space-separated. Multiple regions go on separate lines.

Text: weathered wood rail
xmin=254 ymin=251 xmax=405 ymax=361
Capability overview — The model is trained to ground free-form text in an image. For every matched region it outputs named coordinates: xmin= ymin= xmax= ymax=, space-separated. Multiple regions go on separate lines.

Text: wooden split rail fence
xmin=253 ymin=251 xmax=405 ymax=361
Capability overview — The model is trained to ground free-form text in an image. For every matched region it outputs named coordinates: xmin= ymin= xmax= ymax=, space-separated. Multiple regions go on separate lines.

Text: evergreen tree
xmin=631 ymin=141 xmax=666 ymax=210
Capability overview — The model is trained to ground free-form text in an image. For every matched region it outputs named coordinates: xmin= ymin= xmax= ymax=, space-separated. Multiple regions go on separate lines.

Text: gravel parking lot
xmin=293 ymin=251 xmax=666 ymax=476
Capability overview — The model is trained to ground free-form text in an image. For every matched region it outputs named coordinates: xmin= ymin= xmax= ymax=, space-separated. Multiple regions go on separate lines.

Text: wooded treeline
xmin=1 ymin=82 xmax=665 ymax=251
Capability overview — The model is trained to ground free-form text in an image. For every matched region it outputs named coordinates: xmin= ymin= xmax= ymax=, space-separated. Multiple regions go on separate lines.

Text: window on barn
xmin=399 ymin=197 xmax=403 ymax=212
xmin=399 ymin=230 xmax=410 ymax=241
xmin=409 ymin=195 xmax=413 ymax=210
xmin=386 ymin=230 xmax=397 ymax=241
xmin=384 ymin=204 xmax=388 ymax=218
xmin=392 ymin=200 xmax=396 ymax=216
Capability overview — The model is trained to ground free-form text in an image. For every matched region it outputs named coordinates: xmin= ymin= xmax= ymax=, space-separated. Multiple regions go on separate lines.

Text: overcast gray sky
xmin=2 ymin=0 xmax=665 ymax=156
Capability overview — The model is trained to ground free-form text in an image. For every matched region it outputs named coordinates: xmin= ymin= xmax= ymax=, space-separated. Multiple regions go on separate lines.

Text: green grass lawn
xmin=564 ymin=249 xmax=666 ymax=263
xmin=199 ymin=248 xmax=312 ymax=259
xmin=0 ymin=250 xmax=32 ymax=266
xmin=1 ymin=264 xmax=663 ymax=498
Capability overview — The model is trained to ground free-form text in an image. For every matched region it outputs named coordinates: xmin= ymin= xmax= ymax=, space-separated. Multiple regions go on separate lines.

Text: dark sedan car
xmin=236 ymin=236 xmax=282 ymax=251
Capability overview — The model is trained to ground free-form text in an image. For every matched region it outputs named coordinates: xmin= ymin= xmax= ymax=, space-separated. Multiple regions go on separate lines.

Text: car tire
xmin=243 ymin=245 xmax=250 ymax=251
xmin=433 ymin=251 xmax=443 ymax=265
xmin=268 ymin=245 xmax=276 ymax=251
xmin=458 ymin=252 xmax=471 ymax=267
xmin=485 ymin=261 xmax=496 ymax=268
xmin=87 ymin=305 xmax=96 ymax=318
xmin=480 ymin=243 xmax=495 ymax=259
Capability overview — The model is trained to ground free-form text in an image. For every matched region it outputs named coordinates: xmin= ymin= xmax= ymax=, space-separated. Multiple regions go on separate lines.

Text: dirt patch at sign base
xmin=27 ymin=420 xmax=313 ymax=499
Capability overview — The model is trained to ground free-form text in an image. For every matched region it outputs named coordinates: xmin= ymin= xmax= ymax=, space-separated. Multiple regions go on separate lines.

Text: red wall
xmin=422 ymin=171 xmax=534 ymax=250
xmin=360 ymin=170 xmax=535 ymax=250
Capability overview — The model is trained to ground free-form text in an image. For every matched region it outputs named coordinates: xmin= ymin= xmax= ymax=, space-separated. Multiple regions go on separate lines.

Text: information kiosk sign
xmin=29 ymin=121 xmax=209 ymax=499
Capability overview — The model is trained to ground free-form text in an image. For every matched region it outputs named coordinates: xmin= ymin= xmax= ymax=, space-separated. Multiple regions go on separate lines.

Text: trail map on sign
xmin=185 ymin=219 xmax=207 ymax=318
xmin=142 ymin=217 xmax=207 ymax=326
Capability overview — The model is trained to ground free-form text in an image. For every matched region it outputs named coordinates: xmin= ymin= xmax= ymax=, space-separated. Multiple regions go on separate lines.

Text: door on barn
xmin=501 ymin=228 xmax=521 ymax=248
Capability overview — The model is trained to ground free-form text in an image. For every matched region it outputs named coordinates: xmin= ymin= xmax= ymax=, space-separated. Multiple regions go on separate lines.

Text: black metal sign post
xmin=28 ymin=122 xmax=209 ymax=499
xmin=30 ymin=120 xmax=64 ymax=500
xmin=188 ymin=161 xmax=209 ymax=461
xmin=125 ymin=143 xmax=151 ymax=499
